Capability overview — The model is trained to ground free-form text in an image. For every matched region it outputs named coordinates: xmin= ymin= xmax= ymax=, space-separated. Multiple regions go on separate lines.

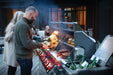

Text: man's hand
xmin=42 ymin=44 xmax=48 ymax=50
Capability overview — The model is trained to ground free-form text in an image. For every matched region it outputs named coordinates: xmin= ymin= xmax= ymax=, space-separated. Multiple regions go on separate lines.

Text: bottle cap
xmin=91 ymin=55 xmax=96 ymax=60
xmin=81 ymin=61 xmax=88 ymax=67
xmin=96 ymin=57 xmax=100 ymax=63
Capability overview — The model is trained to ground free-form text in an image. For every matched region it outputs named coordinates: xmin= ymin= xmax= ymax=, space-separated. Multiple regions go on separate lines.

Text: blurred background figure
xmin=44 ymin=25 xmax=50 ymax=38
xmin=3 ymin=11 xmax=24 ymax=75
xmin=31 ymin=25 xmax=39 ymax=36
xmin=31 ymin=25 xmax=41 ymax=41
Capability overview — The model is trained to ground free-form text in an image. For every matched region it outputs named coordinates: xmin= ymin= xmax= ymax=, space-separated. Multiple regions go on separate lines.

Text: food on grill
xmin=62 ymin=52 xmax=70 ymax=57
xmin=48 ymin=42 xmax=59 ymax=50
xmin=58 ymin=49 xmax=68 ymax=53
xmin=43 ymin=41 xmax=50 ymax=46
xmin=57 ymin=49 xmax=70 ymax=59
xmin=57 ymin=53 xmax=62 ymax=57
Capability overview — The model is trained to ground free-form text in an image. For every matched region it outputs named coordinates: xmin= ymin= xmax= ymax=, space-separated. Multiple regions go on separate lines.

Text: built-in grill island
xmin=37 ymin=22 xmax=113 ymax=75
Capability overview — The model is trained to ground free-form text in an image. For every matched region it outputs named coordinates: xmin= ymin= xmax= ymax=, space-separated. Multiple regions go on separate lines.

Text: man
xmin=14 ymin=6 xmax=42 ymax=75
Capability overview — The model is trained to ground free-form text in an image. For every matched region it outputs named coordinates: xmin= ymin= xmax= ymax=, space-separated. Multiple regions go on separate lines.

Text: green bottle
xmin=87 ymin=57 xmax=99 ymax=69
xmin=75 ymin=55 xmax=83 ymax=61
xmin=68 ymin=57 xmax=76 ymax=70
xmin=77 ymin=56 xmax=85 ymax=69
xmin=80 ymin=61 xmax=88 ymax=69
xmin=88 ymin=55 xmax=96 ymax=64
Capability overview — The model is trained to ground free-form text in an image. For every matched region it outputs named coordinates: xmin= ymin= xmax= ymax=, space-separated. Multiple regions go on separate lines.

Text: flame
xmin=52 ymin=30 xmax=59 ymax=36
xmin=48 ymin=30 xmax=59 ymax=49
xmin=49 ymin=35 xmax=58 ymax=43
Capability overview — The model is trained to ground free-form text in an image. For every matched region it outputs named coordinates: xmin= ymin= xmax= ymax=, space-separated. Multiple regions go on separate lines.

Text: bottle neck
xmin=91 ymin=59 xmax=97 ymax=66
xmin=68 ymin=57 xmax=74 ymax=65
xmin=81 ymin=56 xmax=85 ymax=63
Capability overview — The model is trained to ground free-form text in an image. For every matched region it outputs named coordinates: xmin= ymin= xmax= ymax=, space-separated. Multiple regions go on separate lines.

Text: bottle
xmin=75 ymin=55 xmax=83 ymax=61
xmin=87 ymin=57 xmax=99 ymax=69
xmin=77 ymin=56 xmax=85 ymax=69
xmin=80 ymin=61 xmax=89 ymax=69
xmin=78 ymin=55 xmax=96 ymax=69
xmin=88 ymin=55 xmax=96 ymax=64
xmin=74 ymin=46 xmax=84 ymax=61
xmin=68 ymin=57 xmax=76 ymax=70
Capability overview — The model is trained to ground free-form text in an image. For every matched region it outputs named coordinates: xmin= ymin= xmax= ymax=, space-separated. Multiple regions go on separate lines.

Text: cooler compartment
xmin=62 ymin=35 xmax=113 ymax=75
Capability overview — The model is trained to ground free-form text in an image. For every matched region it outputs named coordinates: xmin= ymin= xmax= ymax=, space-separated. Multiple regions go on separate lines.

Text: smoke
xmin=31 ymin=0 xmax=58 ymax=30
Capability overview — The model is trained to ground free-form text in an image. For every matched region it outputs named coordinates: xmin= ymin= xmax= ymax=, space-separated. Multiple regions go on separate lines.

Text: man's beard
xmin=29 ymin=16 xmax=35 ymax=24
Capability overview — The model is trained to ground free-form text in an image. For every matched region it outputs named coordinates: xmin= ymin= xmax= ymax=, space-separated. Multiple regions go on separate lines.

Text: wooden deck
xmin=0 ymin=52 xmax=48 ymax=75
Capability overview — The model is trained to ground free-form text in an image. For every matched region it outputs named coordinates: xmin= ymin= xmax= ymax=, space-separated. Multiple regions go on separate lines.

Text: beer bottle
xmin=87 ymin=57 xmax=99 ymax=69
xmin=68 ymin=57 xmax=76 ymax=70
xmin=77 ymin=56 xmax=85 ymax=69
xmin=88 ymin=55 xmax=96 ymax=64
xmin=80 ymin=61 xmax=89 ymax=69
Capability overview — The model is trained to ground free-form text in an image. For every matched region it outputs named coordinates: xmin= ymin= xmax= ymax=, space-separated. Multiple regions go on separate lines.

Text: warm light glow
xmin=54 ymin=31 xmax=58 ymax=35
xmin=49 ymin=30 xmax=59 ymax=48
xmin=65 ymin=16 xmax=68 ymax=19
xmin=49 ymin=35 xmax=58 ymax=43
xmin=52 ymin=30 xmax=59 ymax=36
xmin=64 ymin=8 xmax=71 ymax=11
xmin=77 ymin=6 xmax=86 ymax=30
xmin=13 ymin=9 xmax=17 ymax=15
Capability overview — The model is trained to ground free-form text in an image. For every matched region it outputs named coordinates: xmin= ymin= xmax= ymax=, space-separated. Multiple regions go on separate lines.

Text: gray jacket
xmin=14 ymin=17 xmax=38 ymax=59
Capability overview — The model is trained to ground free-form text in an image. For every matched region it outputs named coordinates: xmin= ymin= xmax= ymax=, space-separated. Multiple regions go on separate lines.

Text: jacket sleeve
xmin=4 ymin=25 xmax=14 ymax=42
xmin=19 ymin=24 xmax=38 ymax=50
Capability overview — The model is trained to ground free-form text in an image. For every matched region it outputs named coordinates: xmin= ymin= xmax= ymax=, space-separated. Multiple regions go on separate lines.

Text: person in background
xmin=3 ymin=11 xmax=24 ymax=75
xmin=31 ymin=25 xmax=40 ymax=40
xmin=44 ymin=25 xmax=50 ymax=38
xmin=14 ymin=6 xmax=43 ymax=75
xmin=31 ymin=25 xmax=39 ymax=36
